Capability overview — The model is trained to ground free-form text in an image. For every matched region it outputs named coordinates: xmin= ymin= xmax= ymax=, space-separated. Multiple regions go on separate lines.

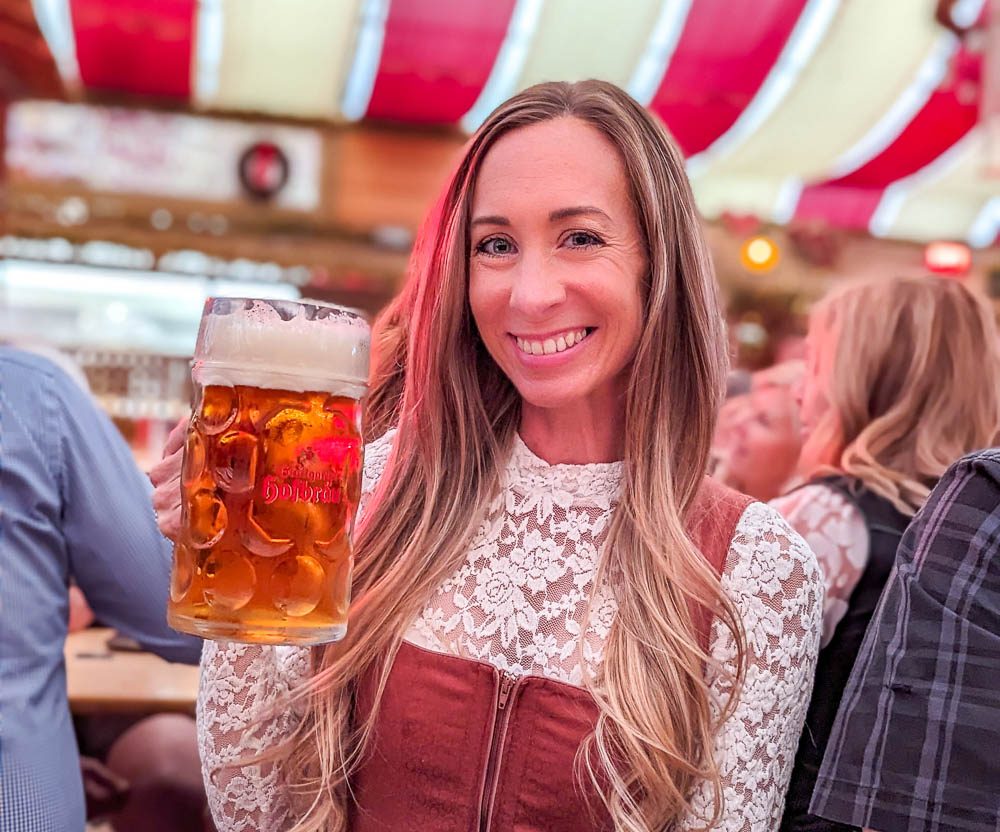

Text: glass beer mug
xmin=168 ymin=297 xmax=370 ymax=645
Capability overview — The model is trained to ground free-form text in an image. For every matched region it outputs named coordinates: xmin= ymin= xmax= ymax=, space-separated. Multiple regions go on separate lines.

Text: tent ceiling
xmin=6 ymin=0 xmax=998 ymax=247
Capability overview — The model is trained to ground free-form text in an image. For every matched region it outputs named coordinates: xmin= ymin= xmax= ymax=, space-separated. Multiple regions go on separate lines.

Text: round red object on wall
xmin=238 ymin=141 xmax=290 ymax=201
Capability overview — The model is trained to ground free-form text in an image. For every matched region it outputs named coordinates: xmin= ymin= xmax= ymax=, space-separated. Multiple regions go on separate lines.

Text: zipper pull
xmin=497 ymin=672 xmax=515 ymax=710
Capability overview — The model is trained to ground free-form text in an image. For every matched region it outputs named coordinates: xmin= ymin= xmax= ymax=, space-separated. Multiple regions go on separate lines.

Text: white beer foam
xmin=193 ymin=298 xmax=370 ymax=397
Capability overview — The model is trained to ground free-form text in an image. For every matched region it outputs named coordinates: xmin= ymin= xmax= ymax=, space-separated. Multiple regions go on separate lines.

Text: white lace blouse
xmin=770 ymin=485 xmax=869 ymax=648
xmin=198 ymin=430 xmax=823 ymax=831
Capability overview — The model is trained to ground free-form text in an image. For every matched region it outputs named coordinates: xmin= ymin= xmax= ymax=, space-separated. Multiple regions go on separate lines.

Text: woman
xmin=775 ymin=275 xmax=1000 ymax=832
xmin=157 ymin=81 xmax=822 ymax=831
xmin=712 ymin=361 xmax=804 ymax=501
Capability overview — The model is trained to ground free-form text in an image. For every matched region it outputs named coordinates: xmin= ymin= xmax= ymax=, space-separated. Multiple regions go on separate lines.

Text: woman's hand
xmin=149 ymin=416 xmax=187 ymax=542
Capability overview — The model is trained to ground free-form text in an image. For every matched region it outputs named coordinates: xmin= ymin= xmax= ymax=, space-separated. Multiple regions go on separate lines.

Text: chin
xmin=508 ymin=376 xmax=591 ymax=411
xmin=512 ymin=387 xmax=580 ymax=411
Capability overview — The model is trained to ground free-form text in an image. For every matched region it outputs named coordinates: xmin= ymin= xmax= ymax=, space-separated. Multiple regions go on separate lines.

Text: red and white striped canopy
xmin=23 ymin=0 xmax=1000 ymax=246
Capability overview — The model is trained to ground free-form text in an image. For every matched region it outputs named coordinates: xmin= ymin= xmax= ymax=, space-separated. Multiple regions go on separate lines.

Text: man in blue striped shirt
xmin=0 ymin=347 xmax=201 ymax=831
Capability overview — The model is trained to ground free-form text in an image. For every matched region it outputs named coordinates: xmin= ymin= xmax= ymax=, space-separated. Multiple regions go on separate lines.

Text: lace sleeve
xmin=771 ymin=484 xmax=868 ymax=647
xmin=679 ymin=502 xmax=823 ymax=831
xmin=197 ymin=431 xmax=396 ymax=831
xmin=197 ymin=641 xmax=310 ymax=831
xmin=359 ymin=428 xmax=395 ymax=518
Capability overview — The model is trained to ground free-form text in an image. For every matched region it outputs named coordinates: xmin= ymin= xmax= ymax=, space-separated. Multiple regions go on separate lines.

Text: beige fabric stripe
xmin=206 ymin=0 xmax=363 ymax=119
xmin=692 ymin=0 xmax=940 ymax=220
xmin=882 ymin=130 xmax=994 ymax=242
xmin=515 ymin=0 xmax=662 ymax=89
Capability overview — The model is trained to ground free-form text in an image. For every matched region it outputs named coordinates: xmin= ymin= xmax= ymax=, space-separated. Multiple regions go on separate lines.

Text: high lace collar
xmin=505 ymin=433 xmax=623 ymax=500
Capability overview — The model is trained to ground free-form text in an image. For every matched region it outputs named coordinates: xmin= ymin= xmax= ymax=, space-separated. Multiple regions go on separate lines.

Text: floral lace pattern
xmin=771 ymin=484 xmax=868 ymax=647
xmin=198 ymin=642 xmax=308 ymax=831
xmin=197 ymin=430 xmax=823 ymax=832
xmin=406 ymin=435 xmax=620 ymax=683
xmin=681 ymin=502 xmax=823 ymax=831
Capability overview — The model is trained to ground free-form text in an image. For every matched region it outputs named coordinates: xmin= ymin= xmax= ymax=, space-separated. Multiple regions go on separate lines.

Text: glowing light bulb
xmin=740 ymin=236 xmax=780 ymax=273
xmin=924 ymin=241 xmax=971 ymax=276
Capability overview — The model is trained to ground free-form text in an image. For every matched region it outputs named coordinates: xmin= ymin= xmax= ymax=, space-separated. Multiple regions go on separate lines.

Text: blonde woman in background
xmin=777 ymin=274 xmax=1000 ymax=832
xmin=155 ymin=80 xmax=822 ymax=832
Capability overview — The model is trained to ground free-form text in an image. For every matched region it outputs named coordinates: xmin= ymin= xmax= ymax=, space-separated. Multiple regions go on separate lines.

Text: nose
xmin=508 ymin=255 xmax=566 ymax=319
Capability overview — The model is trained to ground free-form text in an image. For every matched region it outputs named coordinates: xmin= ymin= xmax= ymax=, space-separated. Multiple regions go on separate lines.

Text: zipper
xmin=479 ymin=670 xmax=518 ymax=831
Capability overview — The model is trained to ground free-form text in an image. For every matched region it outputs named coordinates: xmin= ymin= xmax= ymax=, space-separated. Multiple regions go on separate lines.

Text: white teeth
xmin=515 ymin=328 xmax=591 ymax=355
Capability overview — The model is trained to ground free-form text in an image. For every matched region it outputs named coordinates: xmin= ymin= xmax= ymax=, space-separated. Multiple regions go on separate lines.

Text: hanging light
xmin=924 ymin=241 xmax=971 ymax=276
xmin=740 ymin=236 xmax=780 ymax=273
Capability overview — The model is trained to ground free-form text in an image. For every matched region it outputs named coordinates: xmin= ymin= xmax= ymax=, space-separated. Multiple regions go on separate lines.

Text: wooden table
xmin=65 ymin=627 xmax=199 ymax=715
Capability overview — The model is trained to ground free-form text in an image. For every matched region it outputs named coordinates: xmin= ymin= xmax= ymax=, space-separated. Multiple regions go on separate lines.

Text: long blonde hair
xmin=808 ymin=274 xmax=1000 ymax=514
xmin=281 ymin=80 xmax=743 ymax=832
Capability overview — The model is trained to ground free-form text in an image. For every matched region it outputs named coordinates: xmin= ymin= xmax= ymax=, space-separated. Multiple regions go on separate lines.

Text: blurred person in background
xmin=724 ymin=367 xmax=752 ymax=399
xmin=811 ymin=449 xmax=1000 ymax=831
xmin=712 ymin=360 xmax=804 ymax=501
xmin=776 ymin=275 xmax=1000 ymax=832
xmin=6 ymin=339 xmax=92 ymax=392
xmin=0 ymin=345 xmax=208 ymax=832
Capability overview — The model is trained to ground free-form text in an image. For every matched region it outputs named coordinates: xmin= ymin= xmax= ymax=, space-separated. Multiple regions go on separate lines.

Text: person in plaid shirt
xmin=811 ymin=449 xmax=1000 ymax=831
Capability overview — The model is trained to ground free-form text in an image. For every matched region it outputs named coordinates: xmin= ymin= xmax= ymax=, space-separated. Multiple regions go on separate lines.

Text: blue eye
xmin=564 ymin=231 xmax=603 ymax=249
xmin=475 ymin=236 xmax=516 ymax=257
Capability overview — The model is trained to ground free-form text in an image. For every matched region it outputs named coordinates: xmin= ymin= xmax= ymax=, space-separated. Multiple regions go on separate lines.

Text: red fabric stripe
xmin=71 ymin=0 xmax=195 ymax=98
xmin=796 ymin=46 xmax=981 ymax=230
xmin=365 ymin=0 xmax=517 ymax=124
xmin=650 ymin=0 xmax=808 ymax=156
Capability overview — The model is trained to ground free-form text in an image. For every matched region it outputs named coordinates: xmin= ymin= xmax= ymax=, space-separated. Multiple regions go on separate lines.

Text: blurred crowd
xmin=712 ymin=273 xmax=1000 ymax=831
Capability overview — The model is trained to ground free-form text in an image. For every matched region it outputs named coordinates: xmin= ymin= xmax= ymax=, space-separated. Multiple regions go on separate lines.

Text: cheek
xmin=468 ymin=272 xmax=504 ymax=341
xmin=801 ymin=378 xmax=828 ymax=423
xmin=742 ymin=427 xmax=774 ymax=459
xmin=798 ymin=357 xmax=825 ymax=414
xmin=585 ymin=249 xmax=645 ymax=324
xmin=607 ymin=280 xmax=645 ymax=353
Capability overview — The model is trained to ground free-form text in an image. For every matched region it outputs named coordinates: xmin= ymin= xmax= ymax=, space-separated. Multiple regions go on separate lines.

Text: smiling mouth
xmin=513 ymin=328 xmax=595 ymax=356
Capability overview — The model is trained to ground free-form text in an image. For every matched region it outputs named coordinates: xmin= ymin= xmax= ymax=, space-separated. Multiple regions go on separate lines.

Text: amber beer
xmin=168 ymin=298 xmax=370 ymax=645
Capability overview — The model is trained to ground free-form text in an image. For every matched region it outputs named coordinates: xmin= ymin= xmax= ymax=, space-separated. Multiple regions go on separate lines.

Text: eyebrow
xmin=470 ymin=206 xmax=611 ymax=227
xmin=548 ymin=206 xmax=611 ymax=222
xmin=471 ymin=215 xmax=511 ymax=227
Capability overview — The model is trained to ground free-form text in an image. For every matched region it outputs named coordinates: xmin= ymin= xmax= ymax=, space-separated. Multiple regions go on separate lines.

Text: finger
xmin=152 ymin=474 xmax=181 ymax=513
xmin=148 ymin=451 xmax=183 ymax=489
xmin=158 ymin=507 xmax=182 ymax=542
xmin=163 ymin=416 xmax=190 ymax=458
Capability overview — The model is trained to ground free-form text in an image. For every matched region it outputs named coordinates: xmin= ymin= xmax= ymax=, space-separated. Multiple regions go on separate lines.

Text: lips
xmin=513 ymin=328 xmax=593 ymax=356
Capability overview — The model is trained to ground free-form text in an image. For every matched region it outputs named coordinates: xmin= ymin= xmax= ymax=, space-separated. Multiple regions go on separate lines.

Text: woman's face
xmin=797 ymin=315 xmax=840 ymax=472
xmin=713 ymin=384 xmax=801 ymax=502
xmin=467 ymin=117 xmax=647 ymax=414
